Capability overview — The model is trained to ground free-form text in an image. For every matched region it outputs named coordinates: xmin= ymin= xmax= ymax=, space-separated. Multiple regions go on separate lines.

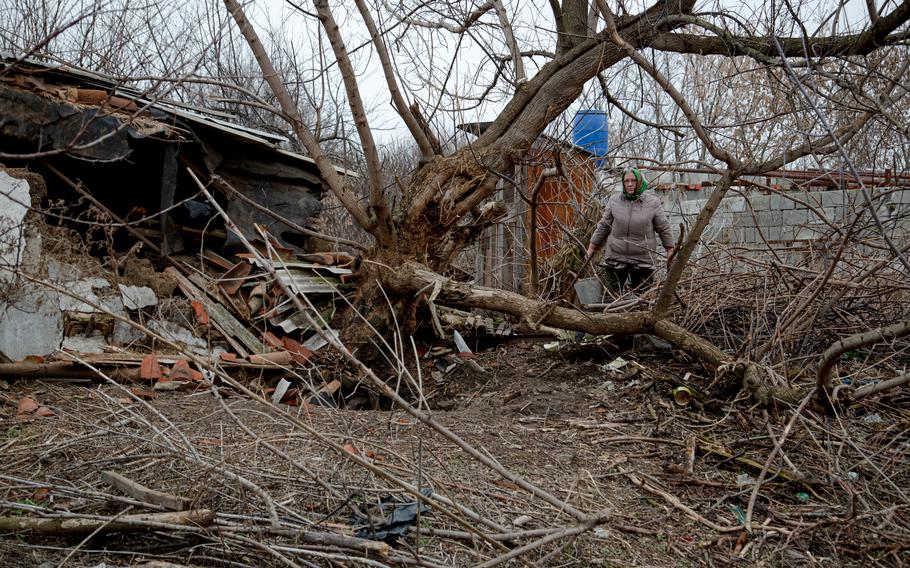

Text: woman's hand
xmin=664 ymin=246 xmax=675 ymax=263
xmin=585 ymin=244 xmax=598 ymax=261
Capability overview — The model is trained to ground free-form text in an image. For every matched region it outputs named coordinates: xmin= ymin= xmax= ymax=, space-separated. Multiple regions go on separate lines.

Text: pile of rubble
xmin=0 ymin=167 xmax=365 ymax=402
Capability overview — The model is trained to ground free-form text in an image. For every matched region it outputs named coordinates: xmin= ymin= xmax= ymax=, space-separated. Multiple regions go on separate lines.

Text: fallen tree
xmin=217 ymin=0 xmax=910 ymax=400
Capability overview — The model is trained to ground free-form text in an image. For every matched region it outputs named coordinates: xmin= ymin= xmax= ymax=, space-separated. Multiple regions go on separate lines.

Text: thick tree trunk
xmin=379 ymin=260 xmax=735 ymax=365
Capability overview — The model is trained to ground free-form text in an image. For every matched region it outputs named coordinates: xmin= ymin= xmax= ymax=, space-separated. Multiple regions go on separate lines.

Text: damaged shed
xmin=0 ymin=56 xmax=355 ymax=366
xmin=0 ymin=55 xmax=354 ymax=253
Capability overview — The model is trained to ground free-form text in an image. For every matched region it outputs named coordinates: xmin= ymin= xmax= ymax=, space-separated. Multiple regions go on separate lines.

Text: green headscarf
xmin=622 ymin=168 xmax=648 ymax=201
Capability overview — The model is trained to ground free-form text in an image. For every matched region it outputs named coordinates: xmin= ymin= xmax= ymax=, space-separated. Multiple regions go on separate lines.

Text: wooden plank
xmin=164 ymin=267 xmax=264 ymax=355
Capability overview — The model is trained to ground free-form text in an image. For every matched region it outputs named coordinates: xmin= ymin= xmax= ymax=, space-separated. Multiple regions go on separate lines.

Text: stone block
xmin=776 ymin=225 xmax=795 ymax=242
xmin=725 ymin=196 xmax=746 ymax=213
xmin=770 ymin=194 xmax=791 ymax=210
xmin=720 ymin=227 xmax=739 ymax=242
xmin=681 ymin=200 xmax=702 ymax=215
xmin=750 ymin=194 xmax=771 ymax=211
xmin=820 ymin=191 xmax=847 ymax=207
xmin=784 ymin=209 xmax=810 ymax=225
xmin=765 ymin=210 xmax=783 ymax=227
xmin=733 ymin=213 xmax=754 ymax=228
xmin=793 ymin=226 xmax=817 ymax=241
xmin=712 ymin=213 xmax=733 ymax=228
xmin=805 ymin=192 xmax=824 ymax=208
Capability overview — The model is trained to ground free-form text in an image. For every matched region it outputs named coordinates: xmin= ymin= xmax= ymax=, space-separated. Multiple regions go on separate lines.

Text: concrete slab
xmin=0 ymin=171 xmax=30 ymax=278
xmin=119 ymin=284 xmax=158 ymax=310
xmin=821 ymin=191 xmax=846 ymax=206
xmin=775 ymin=194 xmax=796 ymax=210
xmin=725 ymin=196 xmax=746 ymax=213
xmin=0 ymin=286 xmax=63 ymax=361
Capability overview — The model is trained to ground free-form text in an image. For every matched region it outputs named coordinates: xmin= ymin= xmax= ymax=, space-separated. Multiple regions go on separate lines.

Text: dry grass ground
xmin=1 ymin=336 xmax=908 ymax=567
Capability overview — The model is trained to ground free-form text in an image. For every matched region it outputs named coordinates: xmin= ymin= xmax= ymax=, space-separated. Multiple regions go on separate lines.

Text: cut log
xmin=0 ymin=509 xmax=215 ymax=535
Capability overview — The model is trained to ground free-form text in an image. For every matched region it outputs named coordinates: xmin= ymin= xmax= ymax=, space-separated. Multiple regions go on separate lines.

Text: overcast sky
xmin=244 ymin=0 xmax=876 ymax=146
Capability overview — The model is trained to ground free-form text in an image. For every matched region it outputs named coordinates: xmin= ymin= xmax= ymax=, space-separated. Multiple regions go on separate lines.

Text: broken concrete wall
xmin=0 ymin=170 xmax=63 ymax=361
xmin=0 ymin=169 xmax=160 ymax=361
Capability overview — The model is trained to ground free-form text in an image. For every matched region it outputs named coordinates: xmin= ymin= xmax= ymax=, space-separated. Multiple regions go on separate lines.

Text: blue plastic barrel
xmin=572 ymin=110 xmax=609 ymax=167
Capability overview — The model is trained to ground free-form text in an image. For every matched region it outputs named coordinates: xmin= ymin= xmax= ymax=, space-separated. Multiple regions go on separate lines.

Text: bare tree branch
xmin=221 ymin=0 xmax=376 ymax=237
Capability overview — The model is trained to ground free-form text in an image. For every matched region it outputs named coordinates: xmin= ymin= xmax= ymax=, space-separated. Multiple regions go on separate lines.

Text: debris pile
xmin=0 ymin=164 xmax=360 ymax=403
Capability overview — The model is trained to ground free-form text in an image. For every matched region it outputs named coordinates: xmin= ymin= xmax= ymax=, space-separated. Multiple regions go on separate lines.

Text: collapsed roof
xmin=0 ymin=55 xmax=354 ymax=253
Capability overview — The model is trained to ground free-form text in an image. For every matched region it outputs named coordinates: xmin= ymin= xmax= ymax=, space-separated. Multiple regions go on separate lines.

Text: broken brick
xmin=248 ymin=351 xmax=294 ymax=366
xmin=219 ymin=261 xmax=253 ymax=296
xmin=35 ymin=406 xmax=55 ymax=417
xmin=191 ymin=300 xmax=210 ymax=326
xmin=16 ymin=397 xmax=39 ymax=421
xmin=140 ymin=354 xmax=163 ymax=380
xmin=169 ymin=360 xmax=195 ymax=382
xmin=262 ymin=331 xmax=284 ymax=349
xmin=282 ymin=337 xmax=314 ymax=364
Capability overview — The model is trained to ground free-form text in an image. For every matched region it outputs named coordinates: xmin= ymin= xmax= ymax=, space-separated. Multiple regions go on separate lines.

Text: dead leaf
xmin=35 ymin=406 xmax=55 ymax=417
xmin=30 ymin=487 xmax=50 ymax=502
xmin=117 ymin=397 xmax=133 ymax=406
xmin=23 ymin=355 xmax=44 ymax=364
xmin=219 ymin=352 xmax=239 ymax=362
xmin=343 ymin=440 xmax=358 ymax=455
xmin=492 ymin=479 xmax=521 ymax=491
xmin=197 ymin=437 xmax=223 ymax=446
xmin=130 ymin=387 xmax=157 ymax=400
xmin=366 ymin=450 xmax=385 ymax=461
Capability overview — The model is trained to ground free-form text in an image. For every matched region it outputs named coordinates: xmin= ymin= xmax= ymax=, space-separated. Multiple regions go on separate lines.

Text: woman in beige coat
xmin=585 ymin=168 xmax=675 ymax=294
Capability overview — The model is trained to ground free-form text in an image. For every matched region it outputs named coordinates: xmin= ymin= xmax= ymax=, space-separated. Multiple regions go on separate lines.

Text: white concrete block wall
xmin=658 ymin=187 xmax=910 ymax=250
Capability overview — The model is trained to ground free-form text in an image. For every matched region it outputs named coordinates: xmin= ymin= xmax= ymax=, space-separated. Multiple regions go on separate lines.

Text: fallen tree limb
xmin=101 ymin=470 xmax=192 ymax=511
xmin=383 ymin=260 xmax=746 ymax=371
xmin=0 ymin=509 xmax=215 ymax=535
xmin=0 ymin=358 xmax=283 ymax=381
xmin=653 ymin=319 xmax=730 ymax=368
xmin=854 ymin=371 xmax=910 ymax=401
xmin=383 ymin=260 xmax=651 ymax=335
xmin=817 ymin=320 xmax=910 ymax=403
xmin=0 ymin=362 xmax=140 ymax=381
xmin=225 ymin=526 xmax=392 ymax=557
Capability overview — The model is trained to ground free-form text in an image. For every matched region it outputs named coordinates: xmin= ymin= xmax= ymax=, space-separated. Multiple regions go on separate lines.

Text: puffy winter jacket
xmin=589 ymin=192 xmax=674 ymax=269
